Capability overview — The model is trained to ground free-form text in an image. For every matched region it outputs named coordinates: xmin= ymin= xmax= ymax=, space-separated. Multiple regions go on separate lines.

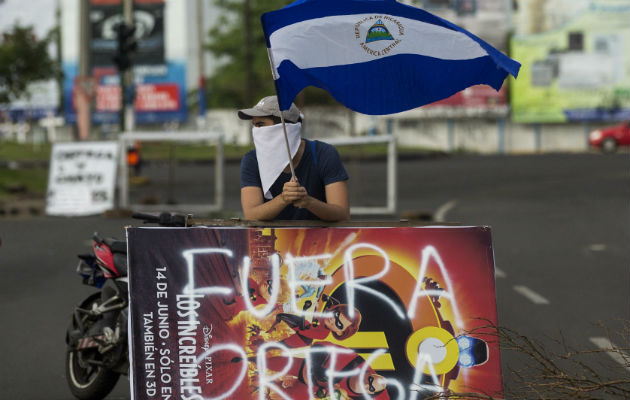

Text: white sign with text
xmin=46 ymin=142 xmax=119 ymax=216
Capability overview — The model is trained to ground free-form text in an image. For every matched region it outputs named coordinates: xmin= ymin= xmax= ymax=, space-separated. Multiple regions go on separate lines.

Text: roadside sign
xmin=45 ymin=142 xmax=119 ymax=216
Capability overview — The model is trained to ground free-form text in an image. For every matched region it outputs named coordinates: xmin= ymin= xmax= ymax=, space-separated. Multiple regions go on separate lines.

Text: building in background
xmin=3 ymin=0 xmax=628 ymax=152
xmin=61 ymin=0 xmax=220 ymax=127
xmin=398 ymin=0 xmax=512 ymax=115
xmin=511 ymin=0 xmax=630 ymax=123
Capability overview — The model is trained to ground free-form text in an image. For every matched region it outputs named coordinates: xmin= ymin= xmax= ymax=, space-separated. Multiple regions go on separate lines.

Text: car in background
xmin=589 ymin=121 xmax=630 ymax=153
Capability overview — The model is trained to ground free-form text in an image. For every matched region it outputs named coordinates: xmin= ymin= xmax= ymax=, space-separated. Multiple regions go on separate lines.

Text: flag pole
xmin=266 ymin=48 xmax=297 ymax=181
xmin=278 ymin=112 xmax=297 ymax=181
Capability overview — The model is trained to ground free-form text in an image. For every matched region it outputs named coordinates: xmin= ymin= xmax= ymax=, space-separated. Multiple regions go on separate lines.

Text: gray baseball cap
xmin=238 ymin=95 xmax=302 ymax=123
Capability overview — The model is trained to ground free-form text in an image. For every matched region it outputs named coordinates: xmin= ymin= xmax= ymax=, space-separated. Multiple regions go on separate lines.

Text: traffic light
xmin=113 ymin=23 xmax=137 ymax=72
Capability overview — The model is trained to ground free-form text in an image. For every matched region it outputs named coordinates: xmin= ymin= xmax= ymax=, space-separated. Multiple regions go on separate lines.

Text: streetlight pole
xmin=77 ymin=0 xmax=91 ymax=140
xmin=244 ymin=0 xmax=254 ymax=105
xmin=197 ymin=0 xmax=207 ymax=122
xmin=120 ymin=0 xmax=134 ymax=133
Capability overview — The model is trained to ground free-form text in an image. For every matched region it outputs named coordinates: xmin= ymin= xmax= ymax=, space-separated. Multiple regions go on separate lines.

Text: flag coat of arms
xmin=262 ymin=0 xmax=520 ymax=115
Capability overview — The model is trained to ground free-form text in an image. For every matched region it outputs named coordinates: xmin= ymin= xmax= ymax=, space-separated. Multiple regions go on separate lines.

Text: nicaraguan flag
xmin=262 ymin=0 xmax=520 ymax=114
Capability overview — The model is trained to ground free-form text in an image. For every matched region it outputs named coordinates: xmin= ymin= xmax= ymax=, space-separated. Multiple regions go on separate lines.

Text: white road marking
xmin=434 ymin=199 xmax=458 ymax=222
xmin=513 ymin=285 xmax=550 ymax=305
xmin=588 ymin=244 xmax=607 ymax=252
xmin=589 ymin=337 xmax=630 ymax=371
xmin=495 ymin=267 xmax=506 ymax=278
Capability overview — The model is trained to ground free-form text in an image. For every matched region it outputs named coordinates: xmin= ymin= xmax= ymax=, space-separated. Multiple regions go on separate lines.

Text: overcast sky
xmin=0 ymin=0 xmax=57 ymax=39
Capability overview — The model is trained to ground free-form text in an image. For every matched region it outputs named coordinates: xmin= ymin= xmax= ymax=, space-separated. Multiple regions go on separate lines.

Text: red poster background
xmin=128 ymin=226 xmax=502 ymax=400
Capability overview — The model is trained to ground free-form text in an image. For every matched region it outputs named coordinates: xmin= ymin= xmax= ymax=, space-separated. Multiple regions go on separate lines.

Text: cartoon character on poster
xmin=214 ymin=228 xmax=497 ymax=400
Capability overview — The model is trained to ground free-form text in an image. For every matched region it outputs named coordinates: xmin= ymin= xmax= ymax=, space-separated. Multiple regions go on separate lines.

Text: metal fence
xmin=323 ymin=135 xmax=397 ymax=215
xmin=118 ymin=131 xmax=224 ymax=213
xmin=117 ymin=132 xmax=396 ymax=216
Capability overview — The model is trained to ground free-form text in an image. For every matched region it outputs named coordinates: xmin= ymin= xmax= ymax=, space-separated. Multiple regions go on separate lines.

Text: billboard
xmin=128 ymin=226 xmax=502 ymax=399
xmin=90 ymin=0 xmax=165 ymax=68
xmin=510 ymin=0 xmax=630 ymax=123
xmin=0 ymin=80 xmax=59 ymax=122
xmin=62 ymin=0 xmax=187 ymax=125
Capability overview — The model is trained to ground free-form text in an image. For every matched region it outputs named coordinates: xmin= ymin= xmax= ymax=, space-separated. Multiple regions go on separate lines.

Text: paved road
xmin=1 ymin=153 xmax=628 ymax=399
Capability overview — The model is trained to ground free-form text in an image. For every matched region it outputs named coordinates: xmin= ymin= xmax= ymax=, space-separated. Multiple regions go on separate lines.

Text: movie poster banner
xmin=128 ymin=226 xmax=502 ymax=400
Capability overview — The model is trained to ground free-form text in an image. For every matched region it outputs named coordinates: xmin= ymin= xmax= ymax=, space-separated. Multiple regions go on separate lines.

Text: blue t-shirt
xmin=240 ymin=139 xmax=349 ymax=220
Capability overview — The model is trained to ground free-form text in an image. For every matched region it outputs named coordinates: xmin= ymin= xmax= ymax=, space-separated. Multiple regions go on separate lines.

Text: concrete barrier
xmin=206 ymin=107 xmax=612 ymax=154
xmin=0 ymin=199 xmax=45 ymax=217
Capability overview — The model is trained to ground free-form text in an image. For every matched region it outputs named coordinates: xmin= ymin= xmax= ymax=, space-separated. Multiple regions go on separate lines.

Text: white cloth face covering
xmin=252 ymin=122 xmax=302 ymax=200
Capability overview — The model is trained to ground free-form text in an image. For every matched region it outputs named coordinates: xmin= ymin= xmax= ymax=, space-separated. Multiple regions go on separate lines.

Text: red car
xmin=589 ymin=121 xmax=630 ymax=153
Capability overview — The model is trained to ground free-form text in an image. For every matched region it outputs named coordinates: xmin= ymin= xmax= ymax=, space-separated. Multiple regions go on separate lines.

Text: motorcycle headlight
xmin=589 ymin=130 xmax=602 ymax=141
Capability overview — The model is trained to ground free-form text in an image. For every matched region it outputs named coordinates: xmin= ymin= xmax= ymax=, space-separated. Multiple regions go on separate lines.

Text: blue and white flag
xmin=262 ymin=0 xmax=520 ymax=115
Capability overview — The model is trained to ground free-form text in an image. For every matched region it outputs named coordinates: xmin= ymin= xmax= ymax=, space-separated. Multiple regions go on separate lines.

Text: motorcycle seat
xmin=104 ymin=238 xmax=127 ymax=254
xmin=113 ymin=253 xmax=128 ymax=276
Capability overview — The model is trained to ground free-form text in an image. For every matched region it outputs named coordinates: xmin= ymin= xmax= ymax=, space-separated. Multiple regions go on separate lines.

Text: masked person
xmin=239 ymin=96 xmax=350 ymax=221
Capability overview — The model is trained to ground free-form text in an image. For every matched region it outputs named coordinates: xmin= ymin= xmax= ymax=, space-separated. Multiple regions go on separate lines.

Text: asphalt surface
xmin=1 ymin=153 xmax=628 ymax=399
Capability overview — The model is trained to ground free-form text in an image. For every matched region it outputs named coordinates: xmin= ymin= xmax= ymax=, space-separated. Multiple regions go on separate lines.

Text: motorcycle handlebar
xmin=132 ymin=212 xmax=189 ymax=227
xmin=131 ymin=212 xmax=160 ymax=223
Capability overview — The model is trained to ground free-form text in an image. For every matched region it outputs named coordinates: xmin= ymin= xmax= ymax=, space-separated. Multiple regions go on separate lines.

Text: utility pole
xmin=243 ymin=0 xmax=254 ymax=105
xmin=120 ymin=0 xmax=135 ymax=133
xmin=504 ymin=0 xmax=514 ymax=33
xmin=197 ymin=0 xmax=207 ymax=121
xmin=77 ymin=0 xmax=91 ymax=140
xmin=55 ymin=0 xmax=63 ymax=120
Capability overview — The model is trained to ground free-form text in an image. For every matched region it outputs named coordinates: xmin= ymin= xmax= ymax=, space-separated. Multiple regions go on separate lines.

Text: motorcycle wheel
xmin=65 ymin=294 xmax=121 ymax=400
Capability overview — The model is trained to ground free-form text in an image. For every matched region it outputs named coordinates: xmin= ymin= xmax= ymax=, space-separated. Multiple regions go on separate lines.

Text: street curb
xmin=0 ymin=199 xmax=46 ymax=217
xmin=0 ymin=160 xmax=49 ymax=169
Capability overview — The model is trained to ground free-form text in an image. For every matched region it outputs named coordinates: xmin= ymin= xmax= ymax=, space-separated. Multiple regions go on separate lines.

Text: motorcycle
xmin=65 ymin=212 xmax=189 ymax=400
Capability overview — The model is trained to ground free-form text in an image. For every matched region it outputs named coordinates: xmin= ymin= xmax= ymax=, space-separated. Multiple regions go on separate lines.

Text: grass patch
xmin=139 ymin=142 xmax=254 ymax=161
xmin=0 ymin=168 xmax=48 ymax=198
xmin=0 ymin=140 xmax=439 ymax=164
xmin=0 ymin=141 xmax=52 ymax=162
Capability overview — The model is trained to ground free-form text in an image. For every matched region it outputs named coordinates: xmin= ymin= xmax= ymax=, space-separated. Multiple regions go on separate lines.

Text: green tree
xmin=0 ymin=24 xmax=60 ymax=105
xmin=206 ymin=0 xmax=336 ymax=108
